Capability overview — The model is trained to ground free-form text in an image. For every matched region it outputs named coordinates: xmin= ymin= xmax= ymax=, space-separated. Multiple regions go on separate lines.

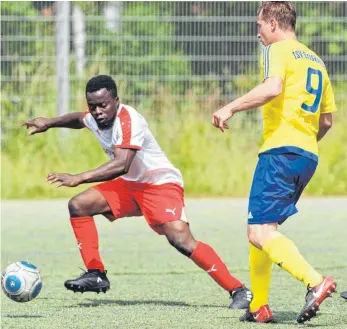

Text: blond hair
xmin=258 ymin=1 xmax=296 ymax=31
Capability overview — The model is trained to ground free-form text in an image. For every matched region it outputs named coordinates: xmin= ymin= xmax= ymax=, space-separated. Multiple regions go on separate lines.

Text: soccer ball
xmin=1 ymin=261 xmax=42 ymax=302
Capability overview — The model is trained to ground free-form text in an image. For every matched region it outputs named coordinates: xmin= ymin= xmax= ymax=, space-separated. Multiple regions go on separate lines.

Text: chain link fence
xmin=1 ymin=1 xmax=346 ymax=123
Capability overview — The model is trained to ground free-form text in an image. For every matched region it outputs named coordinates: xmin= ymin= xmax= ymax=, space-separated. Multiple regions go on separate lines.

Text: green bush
xmin=2 ymin=85 xmax=346 ymax=199
xmin=2 ymin=2 xmax=347 ymax=198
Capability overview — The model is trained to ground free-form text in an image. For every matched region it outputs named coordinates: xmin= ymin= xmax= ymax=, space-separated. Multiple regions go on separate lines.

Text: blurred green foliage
xmin=1 ymin=1 xmax=346 ymax=198
xmin=1 ymin=78 xmax=346 ymax=198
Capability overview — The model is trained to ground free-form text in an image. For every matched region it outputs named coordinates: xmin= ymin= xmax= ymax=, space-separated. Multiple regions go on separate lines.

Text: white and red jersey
xmin=82 ymin=104 xmax=183 ymax=186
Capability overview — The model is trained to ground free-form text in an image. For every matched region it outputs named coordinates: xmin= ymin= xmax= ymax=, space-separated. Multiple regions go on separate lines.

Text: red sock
xmin=190 ymin=241 xmax=243 ymax=292
xmin=70 ymin=217 xmax=104 ymax=272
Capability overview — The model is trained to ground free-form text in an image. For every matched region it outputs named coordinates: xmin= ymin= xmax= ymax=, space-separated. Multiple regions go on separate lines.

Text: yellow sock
xmin=262 ymin=233 xmax=323 ymax=288
xmin=249 ymin=243 xmax=272 ymax=312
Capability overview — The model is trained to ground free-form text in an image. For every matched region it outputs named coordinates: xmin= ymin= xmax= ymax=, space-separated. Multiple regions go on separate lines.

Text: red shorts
xmin=93 ymin=178 xmax=187 ymax=234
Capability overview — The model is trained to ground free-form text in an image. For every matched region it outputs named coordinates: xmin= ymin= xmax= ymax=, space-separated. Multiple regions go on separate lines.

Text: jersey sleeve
xmin=320 ymin=76 xmax=337 ymax=114
xmin=113 ymin=108 xmax=145 ymax=150
xmin=82 ymin=110 xmax=92 ymax=129
xmin=262 ymin=44 xmax=286 ymax=81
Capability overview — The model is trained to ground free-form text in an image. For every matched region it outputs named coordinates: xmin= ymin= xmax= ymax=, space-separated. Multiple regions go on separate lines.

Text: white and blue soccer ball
xmin=1 ymin=261 xmax=42 ymax=302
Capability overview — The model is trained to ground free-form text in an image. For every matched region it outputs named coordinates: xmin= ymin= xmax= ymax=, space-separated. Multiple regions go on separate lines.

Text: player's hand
xmin=212 ymin=108 xmax=234 ymax=132
xmin=22 ymin=117 xmax=50 ymax=136
xmin=46 ymin=173 xmax=81 ymax=188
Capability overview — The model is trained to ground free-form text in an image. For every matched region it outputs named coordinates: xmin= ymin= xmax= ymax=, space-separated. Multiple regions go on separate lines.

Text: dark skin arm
xmin=22 ymin=112 xmax=85 ymax=135
xmin=46 ymin=148 xmax=137 ymax=187
xmin=23 ymin=111 xmax=136 ymax=187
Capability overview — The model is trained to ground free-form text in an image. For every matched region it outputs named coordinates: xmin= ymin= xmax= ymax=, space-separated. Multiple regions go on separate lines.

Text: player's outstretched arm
xmin=212 ymin=77 xmax=282 ymax=132
xmin=317 ymin=113 xmax=333 ymax=142
xmin=46 ymin=148 xmax=137 ymax=187
xmin=22 ymin=112 xmax=85 ymax=135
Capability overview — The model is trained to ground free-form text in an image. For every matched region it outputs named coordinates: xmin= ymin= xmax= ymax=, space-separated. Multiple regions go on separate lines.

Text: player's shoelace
xmin=305 ymin=285 xmax=313 ymax=300
xmin=78 ymin=267 xmax=87 ymax=277
xmin=77 ymin=267 xmax=107 ymax=277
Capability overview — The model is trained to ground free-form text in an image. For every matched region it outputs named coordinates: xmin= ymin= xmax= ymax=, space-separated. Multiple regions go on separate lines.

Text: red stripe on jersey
xmin=81 ymin=110 xmax=90 ymax=127
xmin=117 ymin=107 xmax=132 ymax=146
xmin=115 ymin=145 xmax=141 ymax=150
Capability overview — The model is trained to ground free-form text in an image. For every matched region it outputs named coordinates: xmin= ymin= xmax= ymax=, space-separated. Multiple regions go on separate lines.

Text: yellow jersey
xmin=259 ymin=39 xmax=337 ymax=161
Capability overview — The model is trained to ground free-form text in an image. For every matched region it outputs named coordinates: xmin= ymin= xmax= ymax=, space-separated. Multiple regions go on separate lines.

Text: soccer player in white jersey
xmin=23 ymin=75 xmax=252 ymax=308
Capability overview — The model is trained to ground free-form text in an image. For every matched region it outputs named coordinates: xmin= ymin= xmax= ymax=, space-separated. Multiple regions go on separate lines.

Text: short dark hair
xmin=258 ymin=1 xmax=296 ymax=31
xmin=86 ymin=75 xmax=117 ymax=98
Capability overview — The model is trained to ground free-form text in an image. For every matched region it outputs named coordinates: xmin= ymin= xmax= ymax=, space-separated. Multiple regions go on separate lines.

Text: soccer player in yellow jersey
xmin=212 ymin=1 xmax=337 ymax=324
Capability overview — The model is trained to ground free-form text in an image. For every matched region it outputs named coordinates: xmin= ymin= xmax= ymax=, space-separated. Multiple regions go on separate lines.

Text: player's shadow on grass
xmin=73 ymin=299 xmax=223 ymax=308
xmin=265 ymin=311 xmax=324 ymax=326
xmin=2 ymin=315 xmax=44 ymax=318
xmin=275 ymin=311 xmax=324 ymax=325
xmin=273 ymin=310 xmax=301 ymax=322
xmin=218 ymin=311 xmax=325 ymax=326
xmin=74 ymin=299 xmax=190 ymax=308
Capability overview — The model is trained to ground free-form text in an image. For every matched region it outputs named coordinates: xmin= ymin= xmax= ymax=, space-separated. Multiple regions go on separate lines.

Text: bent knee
xmin=68 ymin=188 xmax=109 ymax=218
xmin=247 ymin=227 xmax=268 ymax=249
xmin=68 ymin=195 xmax=90 ymax=217
xmin=248 ymin=232 xmax=262 ymax=249
xmin=165 ymin=226 xmax=197 ymax=256
xmin=168 ymin=239 xmax=196 ymax=257
xmin=168 ymin=225 xmax=187 ymax=237
xmin=248 ymin=226 xmax=278 ymax=249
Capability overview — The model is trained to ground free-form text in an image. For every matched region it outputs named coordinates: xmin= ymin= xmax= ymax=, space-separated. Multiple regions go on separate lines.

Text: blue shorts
xmin=248 ymin=153 xmax=317 ymax=225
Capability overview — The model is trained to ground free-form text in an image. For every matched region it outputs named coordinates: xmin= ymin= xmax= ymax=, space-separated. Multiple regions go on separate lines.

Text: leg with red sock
xmin=64 ymin=216 xmax=110 ymax=293
xmin=70 ymin=216 xmax=104 ymax=271
xmin=64 ymin=189 xmax=112 ymax=294
xmin=162 ymin=221 xmax=253 ymax=309
xmin=190 ymin=241 xmax=253 ymax=309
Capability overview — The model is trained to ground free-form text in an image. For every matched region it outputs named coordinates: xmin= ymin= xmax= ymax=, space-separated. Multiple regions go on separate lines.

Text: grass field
xmin=1 ymin=198 xmax=347 ymax=329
